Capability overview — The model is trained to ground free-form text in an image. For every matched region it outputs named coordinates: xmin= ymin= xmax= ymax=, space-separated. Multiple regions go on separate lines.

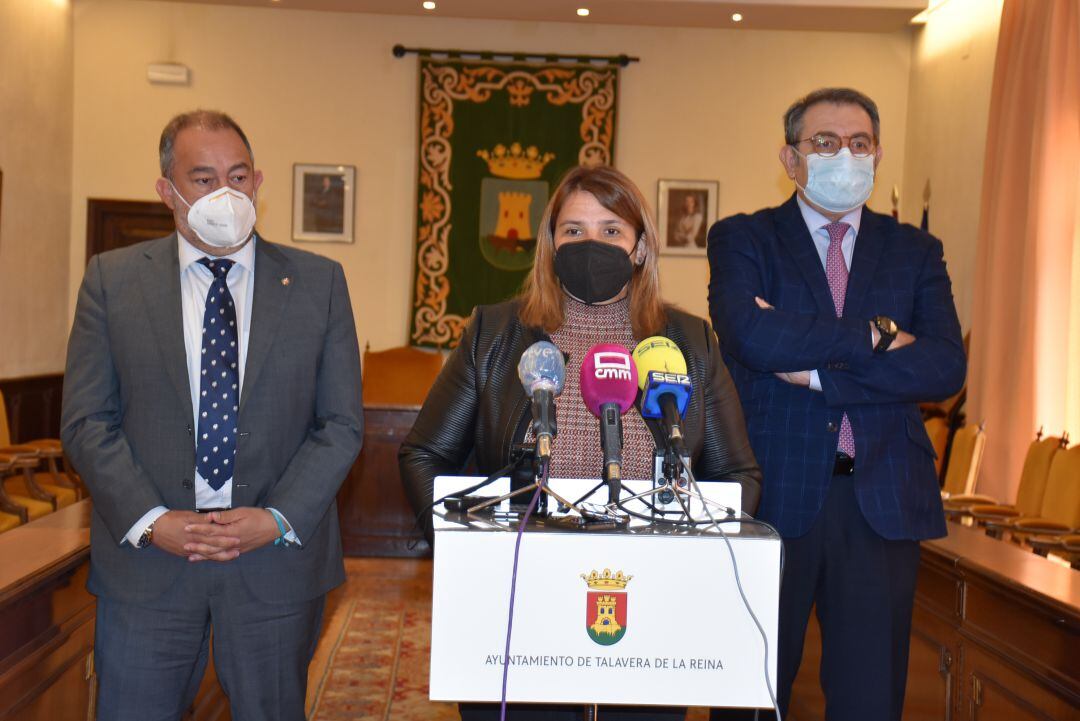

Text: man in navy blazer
xmin=708 ymin=88 xmax=965 ymax=720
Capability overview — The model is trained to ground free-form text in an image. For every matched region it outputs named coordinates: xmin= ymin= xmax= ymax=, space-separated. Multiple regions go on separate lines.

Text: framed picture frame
xmin=292 ymin=163 xmax=356 ymax=243
xmin=657 ymin=179 xmax=718 ymax=256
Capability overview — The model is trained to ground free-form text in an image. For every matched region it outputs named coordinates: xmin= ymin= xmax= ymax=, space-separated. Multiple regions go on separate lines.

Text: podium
xmin=429 ymin=476 xmax=781 ymax=709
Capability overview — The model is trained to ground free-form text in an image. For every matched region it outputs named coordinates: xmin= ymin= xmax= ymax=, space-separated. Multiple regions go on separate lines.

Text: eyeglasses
xmin=793 ymin=133 xmax=877 ymax=159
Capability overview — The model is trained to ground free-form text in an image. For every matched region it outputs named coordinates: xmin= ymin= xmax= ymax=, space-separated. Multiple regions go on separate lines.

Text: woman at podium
xmin=399 ymin=165 xmax=761 ymax=721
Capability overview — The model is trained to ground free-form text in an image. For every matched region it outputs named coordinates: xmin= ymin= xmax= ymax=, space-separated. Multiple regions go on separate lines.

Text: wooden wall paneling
xmin=336 ymin=404 xmax=430 ymax=558
xmin=0 ymin=375 xmax=64 ymax=444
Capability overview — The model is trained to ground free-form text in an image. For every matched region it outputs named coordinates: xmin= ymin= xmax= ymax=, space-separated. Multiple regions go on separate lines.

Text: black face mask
xmin=553 ymin=240 xmax=635 ymax=304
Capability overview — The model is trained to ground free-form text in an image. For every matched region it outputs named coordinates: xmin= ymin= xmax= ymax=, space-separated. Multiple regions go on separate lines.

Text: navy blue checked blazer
xmin=707 ymin=195 xmax=966 ymax=540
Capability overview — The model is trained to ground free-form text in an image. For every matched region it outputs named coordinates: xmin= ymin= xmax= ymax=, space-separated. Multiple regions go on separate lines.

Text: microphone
xmin=632 ymin=337 xmax=692 ymax=458
xmin=517 ymin=341 xmax=566 ymax=463
xmin=579 ymin=343 xmax=638 ymax=503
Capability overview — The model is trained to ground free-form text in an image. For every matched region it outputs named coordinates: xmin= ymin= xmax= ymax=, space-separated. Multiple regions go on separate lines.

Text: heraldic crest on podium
xmin=581 ymin=568 xmax=632 ymax=646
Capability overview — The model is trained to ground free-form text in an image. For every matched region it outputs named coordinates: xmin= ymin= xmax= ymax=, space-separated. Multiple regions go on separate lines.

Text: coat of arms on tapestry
xmin=409 ymin=57 xmax=619 ymax=349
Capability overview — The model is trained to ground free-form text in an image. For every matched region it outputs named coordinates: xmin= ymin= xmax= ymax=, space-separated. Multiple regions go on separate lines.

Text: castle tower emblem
xmin=581 ymin=568 xmax=632 ymax=646
xmin=476 ymin=142 xmax=554 ymax=272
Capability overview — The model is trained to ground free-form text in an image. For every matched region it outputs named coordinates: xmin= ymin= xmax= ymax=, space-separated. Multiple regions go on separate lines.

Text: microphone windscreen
xmin=579 ymin=343 xmax=638 ymax=417
xmin=632 ymin=336 xmax=688 ymax=389
xmin=518 ymin=341 xmax=566 ymax=397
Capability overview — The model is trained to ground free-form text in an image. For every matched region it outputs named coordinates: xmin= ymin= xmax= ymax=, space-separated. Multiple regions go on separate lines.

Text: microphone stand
xmin=467 ymin=443 xmax=582 ymax=516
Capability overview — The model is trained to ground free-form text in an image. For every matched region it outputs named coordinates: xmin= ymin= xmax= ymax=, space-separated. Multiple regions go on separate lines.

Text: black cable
xmin=407 ymin=462 xmax=517 ymax=550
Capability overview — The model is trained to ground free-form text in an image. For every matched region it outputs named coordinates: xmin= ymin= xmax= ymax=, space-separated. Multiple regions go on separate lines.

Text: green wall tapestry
xmin=409 ymin=58 xmax=619 ymax=348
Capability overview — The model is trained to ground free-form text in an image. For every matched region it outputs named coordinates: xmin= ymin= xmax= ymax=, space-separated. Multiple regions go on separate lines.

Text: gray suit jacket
xmin=61 ymin=233 xmax=363 ymax=604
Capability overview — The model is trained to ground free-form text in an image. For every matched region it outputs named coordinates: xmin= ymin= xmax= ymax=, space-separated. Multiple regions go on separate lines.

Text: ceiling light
xmin=423 ymin=1 xmax=436 ymax=10
xmin=577 ymin=8 xmax=590 ymax=17
xmin=731 ymin=12 xmax=743 ymax=22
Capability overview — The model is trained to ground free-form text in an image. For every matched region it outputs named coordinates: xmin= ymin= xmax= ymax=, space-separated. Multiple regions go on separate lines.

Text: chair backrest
xmin=1037 ymin=445 xmax=1080 ymax=527
xmin=942 ymin=423 xmax=985 ymax=497
xmin=0 ymin=389 xmax=10 ymax=446
xmin=924 ymin=417 xmax=949 ymax=477
xmin=1015 ymin=435 xmax=1063 ymax=516
xmin=362 ymin=345 xmax=445 ymax=406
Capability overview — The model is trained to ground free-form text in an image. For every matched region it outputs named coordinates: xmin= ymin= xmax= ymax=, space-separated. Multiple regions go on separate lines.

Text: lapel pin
xmin=281 ymin=277 xmax=290 ymax=286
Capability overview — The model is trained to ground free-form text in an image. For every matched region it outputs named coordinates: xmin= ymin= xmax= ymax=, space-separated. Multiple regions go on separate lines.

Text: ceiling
xmin=145 ymin=0 xmax=932 ymax=33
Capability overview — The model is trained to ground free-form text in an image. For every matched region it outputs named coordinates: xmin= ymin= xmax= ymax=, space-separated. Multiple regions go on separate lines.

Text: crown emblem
xmin=581 ymin=568 xmax=633 ymax=591
xmin=477 ymin=142 xmax=555 ymax=180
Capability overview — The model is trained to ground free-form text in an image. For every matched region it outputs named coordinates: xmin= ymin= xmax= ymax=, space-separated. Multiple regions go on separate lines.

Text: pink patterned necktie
xmin=824 ymin=222 xmax=856 ymax=457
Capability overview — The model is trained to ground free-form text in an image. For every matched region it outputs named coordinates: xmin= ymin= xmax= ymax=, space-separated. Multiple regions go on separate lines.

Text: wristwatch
xmin=136 ymin=521 xmax=155 ymax=549
xmin=873 ymin=315 xmax=899 ymax=353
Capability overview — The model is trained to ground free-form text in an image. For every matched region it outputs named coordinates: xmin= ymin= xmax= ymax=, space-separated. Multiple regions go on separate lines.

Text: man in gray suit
xmin=61 ymin=110 xmax=363 ymax=720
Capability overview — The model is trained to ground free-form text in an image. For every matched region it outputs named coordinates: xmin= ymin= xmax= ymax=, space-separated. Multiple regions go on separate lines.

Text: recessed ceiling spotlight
xmin=423 ymin=1 xmax=436 ymax=10
xmin=577 ymin=8 xmax=590 ymax=17
xmin=731 ymin=12 xmax=743 ymax=22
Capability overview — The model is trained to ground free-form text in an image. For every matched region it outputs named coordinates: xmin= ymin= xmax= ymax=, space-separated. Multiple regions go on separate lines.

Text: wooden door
xmin=85 ymin=198 xmax=174 ymax=262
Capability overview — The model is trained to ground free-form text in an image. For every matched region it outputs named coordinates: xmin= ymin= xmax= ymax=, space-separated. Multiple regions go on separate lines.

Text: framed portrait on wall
xmin=657 ymin=179 xmax=718 ymax=256
xmin=292 ymin=164 xmax=356 ymax=243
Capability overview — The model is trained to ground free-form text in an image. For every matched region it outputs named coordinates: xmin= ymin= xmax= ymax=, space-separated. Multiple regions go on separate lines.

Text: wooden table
xmin=0 ymin=501 xmax=94 ymax=721
xmin=789 ymin=521 xmax=1079 ymax=720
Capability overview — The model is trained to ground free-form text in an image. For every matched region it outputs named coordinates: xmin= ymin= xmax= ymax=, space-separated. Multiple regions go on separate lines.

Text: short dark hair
xmin=159 ymin=109 xmax=254 ymax=177
xmin=783 ymin=88 xmax=880 ymax=145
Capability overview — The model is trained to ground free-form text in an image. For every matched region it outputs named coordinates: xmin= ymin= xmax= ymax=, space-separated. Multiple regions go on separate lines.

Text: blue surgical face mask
xmin=795 ymin=147 xmax=875 ymax=214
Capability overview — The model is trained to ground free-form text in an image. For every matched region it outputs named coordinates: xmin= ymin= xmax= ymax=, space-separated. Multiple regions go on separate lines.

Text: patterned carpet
xmin=306 ymin=558 xmax=458 ymax=721
xmin=305 ymin=557 xmax=714 ymax=721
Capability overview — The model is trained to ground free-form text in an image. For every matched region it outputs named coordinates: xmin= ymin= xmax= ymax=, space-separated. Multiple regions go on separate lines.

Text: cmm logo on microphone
xmin=592 ymin=352 xmax=633 ymax=381
xmin=581 ymin=568 xmax=632 ymax=646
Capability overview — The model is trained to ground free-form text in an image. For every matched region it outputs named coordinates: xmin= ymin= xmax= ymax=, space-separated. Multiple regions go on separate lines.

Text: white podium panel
xmin=430 ymin=477 xmax=780 ymax=708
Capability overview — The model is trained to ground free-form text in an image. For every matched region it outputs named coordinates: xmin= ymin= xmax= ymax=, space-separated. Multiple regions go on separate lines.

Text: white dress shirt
xmin=795 ymin=195 xmax=865 ymax=392
xmin=125 ymin=235 xmax=297 ymax=546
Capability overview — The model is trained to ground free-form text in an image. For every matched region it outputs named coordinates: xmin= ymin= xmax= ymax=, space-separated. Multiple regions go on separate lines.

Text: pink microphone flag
xmin=579 ymin=343 xmax=638 ymax=417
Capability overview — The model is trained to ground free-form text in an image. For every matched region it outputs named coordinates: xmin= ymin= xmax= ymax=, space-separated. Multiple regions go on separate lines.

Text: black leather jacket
xmin=399 ymin=301 xmax=762 ymax=538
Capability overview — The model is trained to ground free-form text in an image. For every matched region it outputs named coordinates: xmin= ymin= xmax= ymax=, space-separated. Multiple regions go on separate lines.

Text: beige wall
xmin=902 ymin=0 xmax=1003 ymax=332
xmin=69 ymin=0 xmax=912 ymax=353
xmin=0 ymin=0 xmax=73 ymax=378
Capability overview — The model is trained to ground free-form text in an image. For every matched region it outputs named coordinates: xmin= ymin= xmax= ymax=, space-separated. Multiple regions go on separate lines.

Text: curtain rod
xmin=391 ymin=44 xmax=638 ymax=67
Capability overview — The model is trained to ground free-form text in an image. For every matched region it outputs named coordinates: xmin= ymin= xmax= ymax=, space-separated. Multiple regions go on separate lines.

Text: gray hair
xmin=159 ymin=109 xmax=254 ymax=177
xmin=783 ymin=88 xmax=880 ymax=145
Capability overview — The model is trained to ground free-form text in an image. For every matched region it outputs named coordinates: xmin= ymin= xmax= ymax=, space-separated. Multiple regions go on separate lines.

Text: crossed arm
xmin=708 ymin=223 xmax=966 ymax=406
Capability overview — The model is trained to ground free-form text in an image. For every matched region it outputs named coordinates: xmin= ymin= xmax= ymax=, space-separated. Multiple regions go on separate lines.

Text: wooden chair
xmin=361 ymin=344 xmax=445 ymax=407
xmin=924 ymin=417 xmax=949 ymax=478
xmin=0 ymin=388 xmax=83 ymax=505
xmin=0 ymin=453 xmax=50 ymax=521
xmin=986 ymin=445 xmax=1080 ymax=549
xmin=939 ymin=422 xmax=985 ymax=499
xmin=948 ymin=431 xmax=1062 ymax=520
xmin=0 ymin=456 xmax=28 ymax=529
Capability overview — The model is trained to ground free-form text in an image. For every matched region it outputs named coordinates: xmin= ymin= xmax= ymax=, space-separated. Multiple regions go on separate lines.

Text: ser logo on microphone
xmin=652 ymin=372 xmax=690 ymax=385
xmin=593 ymin=352 xmax=633 ymax=381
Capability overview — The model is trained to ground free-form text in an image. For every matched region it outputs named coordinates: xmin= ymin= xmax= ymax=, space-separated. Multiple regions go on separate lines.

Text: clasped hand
xmin=152 ymin=508 xmax=281 ymax=562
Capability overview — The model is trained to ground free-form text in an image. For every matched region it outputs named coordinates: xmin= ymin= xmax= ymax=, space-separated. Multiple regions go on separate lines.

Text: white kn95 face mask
xmin=171 ymin=183 xmax=257 ymax=248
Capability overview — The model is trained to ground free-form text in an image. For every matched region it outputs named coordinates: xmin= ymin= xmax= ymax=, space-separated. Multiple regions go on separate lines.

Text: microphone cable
xmin=680 ymin=458 xmax=784 ymax=721
xmin=407 ymin=461 xmax=516 ymax=550
xmin=498 ymin=457 xmax=548 ymax=721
